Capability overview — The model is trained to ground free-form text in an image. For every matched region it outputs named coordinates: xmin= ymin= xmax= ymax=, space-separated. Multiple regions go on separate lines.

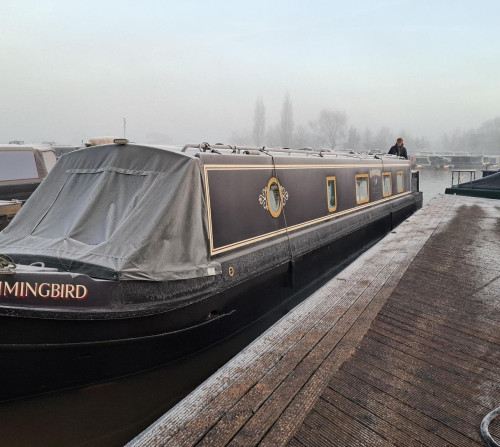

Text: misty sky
xmin=1 ymin=0 xmax=499 ymax=145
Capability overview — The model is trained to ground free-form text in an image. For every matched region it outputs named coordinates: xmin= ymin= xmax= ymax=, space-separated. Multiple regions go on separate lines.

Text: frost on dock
xmin=129 ymin=194 xmax=500 ymax=447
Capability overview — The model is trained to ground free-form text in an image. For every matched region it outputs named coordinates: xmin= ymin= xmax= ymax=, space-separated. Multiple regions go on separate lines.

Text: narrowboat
xmin=0 ymin=141 xmax=422 ymax=401
xmin=449 ymin=154 xmax=484 ymax=169
xmin=483 ymin=155 xmax=500 ymax=168
xmin=428 ymin=155 xmax=451 ymax=169
xmin=413 ymin=155 xmax=431 ymax=168
xmin=0 ymin=144 xmax=56 ymax=201
xmin=413 ymin=155 xmax=450 ymax=170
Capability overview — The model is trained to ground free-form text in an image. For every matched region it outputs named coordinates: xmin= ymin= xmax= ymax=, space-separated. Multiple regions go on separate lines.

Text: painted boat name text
xmin=0 ymin=282 xmax=88 ymax=300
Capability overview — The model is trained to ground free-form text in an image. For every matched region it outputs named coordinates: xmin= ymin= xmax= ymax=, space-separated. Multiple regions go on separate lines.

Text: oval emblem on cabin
xmin=259 ymin=177 xmax=289 ymax=218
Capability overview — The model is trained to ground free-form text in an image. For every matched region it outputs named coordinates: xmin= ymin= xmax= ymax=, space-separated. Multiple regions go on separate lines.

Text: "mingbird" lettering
xmin=0 ymin=282 xmax=88 ymax=300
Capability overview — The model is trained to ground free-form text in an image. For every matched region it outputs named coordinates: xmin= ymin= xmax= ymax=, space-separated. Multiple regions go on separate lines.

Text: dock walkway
xmin=129 ymin=194 xmax=500 ymax=447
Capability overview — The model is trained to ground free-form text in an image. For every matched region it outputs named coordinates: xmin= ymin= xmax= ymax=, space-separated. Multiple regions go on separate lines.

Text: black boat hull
xmin=0 ymin=181 xmax=40 ymax=201
xmin=0 ymin=194 xmax=420 ymax=401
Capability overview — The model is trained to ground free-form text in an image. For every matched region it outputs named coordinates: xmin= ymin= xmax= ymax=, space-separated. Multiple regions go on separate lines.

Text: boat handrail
xmin=181 ymin=143 xmax=401 ymax=160
xmin=450 ymin=169 xmax=476 ymax=186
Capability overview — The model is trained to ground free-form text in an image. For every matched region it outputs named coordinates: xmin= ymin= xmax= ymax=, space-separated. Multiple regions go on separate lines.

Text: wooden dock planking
xmin=229 ymin=198 xmax=454 ymax=447
xmin=0 ymin=200 xmax=22 ymax=230
xmin=330 ymin=369 xmax=476 ymax=447
xmin=322 ymin=378 xmax=451 ymax=447
xmin=492 ymin=418 xmax=500 ymax=443
xmin=358 ymin=336 xmax=496 ymax=411
xmin=129 ymin=194 xmax=500 ymax=447
xmin=291 ymin=195 xmax=500 ymax=446
xmin=0 ymin=201 xmax=22 ymax=217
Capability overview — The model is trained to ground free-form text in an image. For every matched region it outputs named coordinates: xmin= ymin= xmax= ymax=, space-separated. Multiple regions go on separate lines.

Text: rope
xmin=0 ymin=254 xmax=16 ymax=269
xmin=261 ymin=149 xmax=295 ymax=275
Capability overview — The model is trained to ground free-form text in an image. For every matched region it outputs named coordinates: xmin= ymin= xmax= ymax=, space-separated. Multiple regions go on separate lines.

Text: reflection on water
xmin=0 ymin=322 xmax=265 ymax=447
xmin=0 ymin=308 xmax=287 ymax=447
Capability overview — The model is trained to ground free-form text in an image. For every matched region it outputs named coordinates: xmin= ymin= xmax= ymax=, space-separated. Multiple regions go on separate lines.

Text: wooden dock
xmin=0 ymin=200 xmax=21 ymax=231
xmin=128 ymin=193 xmax=500 ymax=447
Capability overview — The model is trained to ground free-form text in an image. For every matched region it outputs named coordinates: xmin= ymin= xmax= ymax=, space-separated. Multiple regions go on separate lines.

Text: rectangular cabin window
xmin=355 ymin=174 xmax=369 ymax=204
xmin=382 ymin=172 xmax=392 ymax=197
xmin=326 ymin=176 xmax=337 ymax=212
xmin=397 ymin=171 xmax=404 ymax=193
xmin=0 ymin=150 xmax=39 ymax=181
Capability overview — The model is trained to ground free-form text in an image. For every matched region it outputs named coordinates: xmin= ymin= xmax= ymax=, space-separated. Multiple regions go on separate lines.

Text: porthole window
xmin=266 ymin=177 xmax=283 ymax=218
xmin=382 ymin=172 xmax=392 ymax=197
xmin=326 ymin=176 xmax=337 ymax=212
xmin=397 ymin=171 xmax=404 ymax=193
xmin=355 ymin=174 xmax=369 ymax=204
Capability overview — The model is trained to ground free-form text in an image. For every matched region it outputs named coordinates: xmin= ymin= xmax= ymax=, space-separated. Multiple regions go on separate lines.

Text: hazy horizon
xmin=1 ymin=0 xmax=499 ymax=149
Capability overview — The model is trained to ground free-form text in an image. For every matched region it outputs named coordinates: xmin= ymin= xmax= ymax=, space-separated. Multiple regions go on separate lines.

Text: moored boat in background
xmin=445 ymin=168 xmax=500 ymax=199
xmin=412 ymin=154 xmax=451 ymax=170
xmin=413 ymin=155 xmax=431 ymax=169
xmin=0 ymin=141 xmax=422 ymax=401
xmin=0 ymin=144 xmax=56 ymax=201
xmin=483 ymin=155 xmax=500 ymax=169
xmin=449 ymin=154 xmax=484 ymax=169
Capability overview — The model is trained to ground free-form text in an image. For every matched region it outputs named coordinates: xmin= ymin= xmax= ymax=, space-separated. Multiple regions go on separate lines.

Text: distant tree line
xmin=440 ymin=117 xmax=500 ymax=154
xmin=229 ymin=95 xmax=500 ymax=154
xmin=230 ymin=94 xmax=431 ymax=153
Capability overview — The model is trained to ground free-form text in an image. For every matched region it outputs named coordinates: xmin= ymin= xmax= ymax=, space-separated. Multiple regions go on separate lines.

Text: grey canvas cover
xmin=0 ymin=143 xmax=221 ymax=281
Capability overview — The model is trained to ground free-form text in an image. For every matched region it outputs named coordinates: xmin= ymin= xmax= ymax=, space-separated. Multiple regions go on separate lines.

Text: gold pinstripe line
xmin=203 ymin=166 xmax=214 ymax=254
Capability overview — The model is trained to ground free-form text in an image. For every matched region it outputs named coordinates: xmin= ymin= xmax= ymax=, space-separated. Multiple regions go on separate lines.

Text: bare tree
xmin=476 ymin=117 xmax=500 ymax=153
xmin=346 ymin=126 xmax=361 ymax=151
xmin=310 ymin=109 xmax=347 ymax=150
xmin=265 ymin=124 xmax=281 ymax=147
xmin=252 ymin=97 xmax=266 ymax=146
xmin=362 ymin=128 xmax=373 ymax=152
xmin=294 ymin=125 xmax=310 ymax=148
xmin=441 ymin=129 xmax=465 ymax=152
xmin=374 ymin=127 xmax=394 ymax=151
xmin=461 ymin=129 xmax=480 ymax=153
xmin=413 ymin=136 xmax=430 ymax=152
xmin=440 ymin=133 xmax=451 ymax=152
xmin=279 ymin=93 xmax=294 ymax=148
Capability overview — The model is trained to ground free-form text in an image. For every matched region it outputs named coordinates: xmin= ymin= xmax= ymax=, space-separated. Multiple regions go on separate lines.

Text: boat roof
xmin=0 ymin=143 xmax=55 ymax=153
xmin=0 ymin=142 xmax=409 ymax=281
xmin=180 ymin=142 xmax=403 ymax=162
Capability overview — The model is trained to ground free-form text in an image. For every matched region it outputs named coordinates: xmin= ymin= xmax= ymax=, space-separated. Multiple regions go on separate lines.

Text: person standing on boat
xmin=388 ymin=138 xmax=408 ymax=159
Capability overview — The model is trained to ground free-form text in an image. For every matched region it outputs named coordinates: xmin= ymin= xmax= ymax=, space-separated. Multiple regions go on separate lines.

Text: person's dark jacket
xmin=388 ymin=144 xmax=408 ymax=159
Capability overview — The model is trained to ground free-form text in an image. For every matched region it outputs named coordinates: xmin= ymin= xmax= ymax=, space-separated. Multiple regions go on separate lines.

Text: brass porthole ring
xmin=266 ymin=177 xmax=283 ymax=218
xmin=228 ymin=266 xmax=235 ymax=277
